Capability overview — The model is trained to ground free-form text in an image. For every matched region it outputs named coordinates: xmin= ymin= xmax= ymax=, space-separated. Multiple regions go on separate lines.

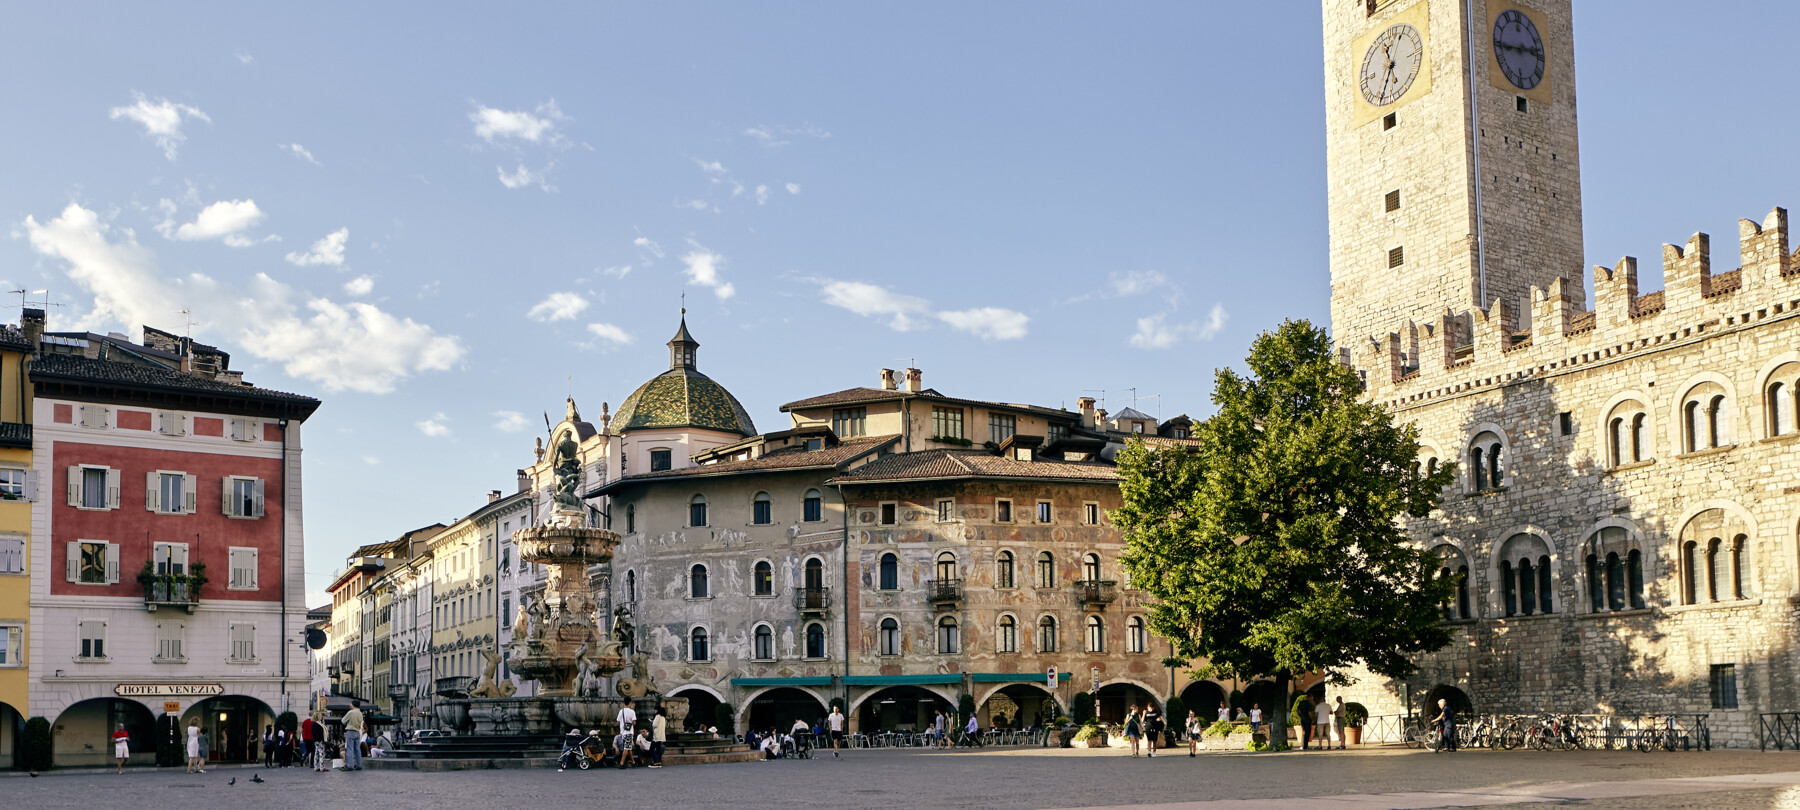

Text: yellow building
xmin=0 ymin=324 xmax=34 ymax=765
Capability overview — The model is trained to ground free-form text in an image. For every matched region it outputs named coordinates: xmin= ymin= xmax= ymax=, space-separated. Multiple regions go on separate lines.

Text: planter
xmin=1346 ymin=726 xmax=1363 ymax=745
xmin=1083 ymin=733 xmax=1108 ymax=748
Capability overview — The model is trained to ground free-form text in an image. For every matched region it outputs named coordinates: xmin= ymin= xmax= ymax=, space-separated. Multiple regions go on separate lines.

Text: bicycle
xmin=1494 ymin=716 xmax=1525 ymax=751
xmin=1402 ymin=716 xmax=1426 ymax=749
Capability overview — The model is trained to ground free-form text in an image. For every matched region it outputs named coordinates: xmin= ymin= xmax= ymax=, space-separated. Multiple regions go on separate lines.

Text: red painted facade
xmin=50 ymin=440 xmax=285 ymax=601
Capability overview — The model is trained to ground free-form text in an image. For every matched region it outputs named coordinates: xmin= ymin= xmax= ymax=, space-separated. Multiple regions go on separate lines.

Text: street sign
xmin=1091 ymin=667 xmax=1100 ymax=693
xmin=1046 ymin=666 xmax=1057 ymax=690
xmin=115 ymin=683 xmax=223 ymax=697
xmin=163 ymin=702 xmax=181 ymax=714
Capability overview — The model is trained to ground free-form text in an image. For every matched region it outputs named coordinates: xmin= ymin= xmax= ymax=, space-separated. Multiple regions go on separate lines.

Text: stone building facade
xmin=1331 ymin=0 xmax=1800 ymax=746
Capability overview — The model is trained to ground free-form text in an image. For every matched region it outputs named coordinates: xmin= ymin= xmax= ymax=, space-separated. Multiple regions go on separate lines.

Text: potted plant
xmin=1073 ymin=721 xmax=1107 ymax=748
xmin=1343 ymin=702 xmax=1368 ymax=745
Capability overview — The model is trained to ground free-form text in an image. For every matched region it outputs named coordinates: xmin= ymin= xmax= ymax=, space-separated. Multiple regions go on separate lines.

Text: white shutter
xmin=244 ymin=548 xmax=258 ymax=588
xmin=65 ymin=541 xmax=79 ymax=582
xmin=252 ymin=478 xmax=266 ymax=518
xmin=104 ymin=468 xmax=120 ymax=509
xmin=183 ymin=474 xmax=197 ymax=513
xmin=146 ymin=471 xmax=161 ymax=512
xmin=66 ymin=466 xmax=81 ymax=507
xmin=159 ymin=412 xmax=185 ymax=436
xmin=222 ymin=477 xmax=234 ymax=516
xmin=105 ymin=542 xmax=120 ymax=584
xmin=22 ymin=470 xmax=37 ymax=503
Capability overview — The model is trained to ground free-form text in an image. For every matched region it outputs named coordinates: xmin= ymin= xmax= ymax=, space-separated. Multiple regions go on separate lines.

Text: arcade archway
xmin=1180 ymin=681 xmax=1227 ymax=722
xmin=181 ymin=695 xmax=274 ymax=763
xmin=745 ymin=687 xmax=829 ymax=734
xmin=1094 ymin=682 xmax=1157 ymax=724
xmin=977 ymin=683 xmax=1059 ymax=729
xmin=0 ymin=701 xmax=21 ymax=769
xmin=1242 ymin=681 xmax=1282 ymax=720
xmin=854 ymin=686 xmax=952 ymax=733
xmin=669 ymin=687 xmax=722 ymax=734
xmin=55 ymin=698 xmax=157 ymax=768
xmin=1424 ymin=684 xmax=1474 ymax=721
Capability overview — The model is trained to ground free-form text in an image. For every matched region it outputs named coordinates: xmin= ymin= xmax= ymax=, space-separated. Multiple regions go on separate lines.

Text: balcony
xmin=0 ymin=422 xmax=30 ymax=450
xmin=388 ymin=683 xmax=412 ymax=703
xmin=435 ymin=676 xmax=474 ymax=698
xmin=1074 ymin=580 xmax=1118 ymax=610
xmin=794 ymin=587 xmax=830 ymax=615
xmin=928 ymin=578 xmax=964 ymax=607
xmin=140 ymin=568 xmax=205 ymax=613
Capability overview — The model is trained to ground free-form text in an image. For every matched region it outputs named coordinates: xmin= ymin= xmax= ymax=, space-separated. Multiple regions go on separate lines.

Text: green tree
xmin=21 ymin=716 xmax=52 ymax=771
xmin=714 ymin=702 xmax=736 ymax=737
xmin=1071 ymin=692 xmax=1095 ymax=725
xmin=1115 ymin=319 xmax=1457 ymax=748
xmin=957 ymin=693 xmax=977 ymax=727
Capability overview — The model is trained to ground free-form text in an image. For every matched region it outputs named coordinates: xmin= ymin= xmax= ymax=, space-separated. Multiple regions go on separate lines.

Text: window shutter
xmin=65 ymin=541 xmax=79 ymax=582
xmin=146 ymin=471 xmax=161 ymax=512
xmin=222 ymin=477 xmax=235 ymax=516
xmin=106 ymin=542 xmax=120 ymax=584
xmin=66 ymin=466 xmax=81 ymax=506
xmin=253 ymin=479 xmax=265 ymax=518
xmin=22 ymin=470 xmax=37 ymax=502
xmin=105 ymin=468 xmax=121 ymax=509
xmin=246 ymin=548 xmax=257 ymax=588
xmin=183 ymin=474 xmax=197 ymax=513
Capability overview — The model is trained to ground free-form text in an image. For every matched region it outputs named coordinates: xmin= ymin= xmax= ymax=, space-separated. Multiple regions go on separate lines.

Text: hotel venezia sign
xmin=115 ymin=683 xmax=224 ymax=697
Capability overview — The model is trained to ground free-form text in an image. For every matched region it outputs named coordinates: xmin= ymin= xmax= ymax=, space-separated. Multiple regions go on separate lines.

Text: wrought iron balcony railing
xmin=142 ymin=574 xmax=203 ymax=613
xmin=928 ymin=578 xmax=964 ymax=605
xmin=1075 ymin=579 xmax=1118 ymax=608
xmin=794 ymin=587 xmax=830 ymax=614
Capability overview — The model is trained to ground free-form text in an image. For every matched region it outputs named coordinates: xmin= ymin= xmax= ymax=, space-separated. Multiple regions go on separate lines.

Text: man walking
xmin=827 ymin=704 xmax=845 ymax=758
xmin=341 ymin=705 xmax=365 ymax=771
xmin=617 ymin=702 xmax=637 ymax=737
xmin=1313 ymin=696 xmax=1332 ymax=751
xmin=650 ymin=708 xmax=666 ymax=768
xmin=1431 ymin=698 xmax=1458 ymax=752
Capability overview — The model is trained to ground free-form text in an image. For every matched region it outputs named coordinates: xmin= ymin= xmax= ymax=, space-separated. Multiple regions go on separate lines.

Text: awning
xmin=972 ymin=672 xmax=1072 ymax=684
xmin=841 ymin=675 xmax=962 ymax=686
xmin=730 ymin=677 xmax=833 ymax=688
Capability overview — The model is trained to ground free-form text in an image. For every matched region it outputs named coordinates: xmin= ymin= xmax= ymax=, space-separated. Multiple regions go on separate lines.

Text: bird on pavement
xmin=228 ymin=778 xmax=237 ymax=786
xmin=250 ymin=773 xmax=265 ymax=783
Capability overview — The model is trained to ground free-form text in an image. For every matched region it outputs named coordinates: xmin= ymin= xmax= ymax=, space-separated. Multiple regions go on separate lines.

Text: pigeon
xmin=228 ymin=778 xmax=237 ymax=786
xmin=28 ymin=772 xmax=37 ymax=777
xmin=250 ymin=773 xmax=265 ymax=783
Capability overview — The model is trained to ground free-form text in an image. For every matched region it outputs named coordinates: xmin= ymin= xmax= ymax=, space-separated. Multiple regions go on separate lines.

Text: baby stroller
xmin=559 ymin=729 xmax=609 ymax=771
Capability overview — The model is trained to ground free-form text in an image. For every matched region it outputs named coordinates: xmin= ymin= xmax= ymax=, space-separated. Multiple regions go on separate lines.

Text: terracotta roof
xmin=1138 ymin=435 xmax=1203 ymax=448
xmin=589 ymin=435 xmax=898 ymax=495
xmin=780 ymin=386 xmax=1074 ymax=420
xmin=31 ymin=352 xmax=320 ymax=412
xmin=827 ymin=449 xmax=1121 ymax=485
xmin=0 ymin=326 xmax=31 ymax=353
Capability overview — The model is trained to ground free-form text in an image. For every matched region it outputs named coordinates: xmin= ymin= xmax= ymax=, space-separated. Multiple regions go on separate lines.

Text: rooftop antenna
xmin=176 ymin=309 xmax=196 ymax=340
xmin=1082 ymin=389 xmax=1107 ymax=411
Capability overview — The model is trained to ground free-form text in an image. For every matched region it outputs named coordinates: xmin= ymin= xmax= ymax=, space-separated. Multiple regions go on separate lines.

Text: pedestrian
xmin=964 ymin=712 xmax=980 ymax=747
xmin=615 ymin=728 xmax=637 ymax=768
xmin=1144 ymin=703 xmax=1163 ymax=757
xmin=1218 ymin=702 xmax=1229 ymax=723
xmin=828 ymin=704 xmax=845 ymax=759
xmin=186 ymin=718 xmax=203 ymax=773
xmin=1332 ymin=697 xmax=1347 ymax=750
xmin=933 ymin=709 xmax=948 ymax=749
xmin=197 ymin=727 xmax=210 ymax=768
xmin=1186 ymin=710 xmax=1202 ymax=756
xmin=341 ymin=705 xmax=366 ymax=770
xmin=300 ymin=715 xmax=316 ymax=771
xmin=1431 ymin=698 xmax=1458 ymax=752
xmin=1249 ymin=705 xmax=1262 ymax=735
xmin=1314 ymin=696 xmax=1332 ymax=751
xmin=1125 ymin=706 xmax=1143 ymax=756
xmin=650 ymin=707 xmax=666 ymax=768
xmin=263 ymin=724 xmax=275 ymax=767
xmin=616 ymin=702 xmax=637 ymax=737
xmin=112 ymin=723 xmax=130 ymax=773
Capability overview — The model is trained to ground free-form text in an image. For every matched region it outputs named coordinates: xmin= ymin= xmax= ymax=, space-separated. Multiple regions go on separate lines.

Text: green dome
xmin=612 ymin=367 xmax=756 ymax=436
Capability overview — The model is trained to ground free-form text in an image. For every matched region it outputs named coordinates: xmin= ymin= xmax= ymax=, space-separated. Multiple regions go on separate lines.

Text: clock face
xmin=1360 ymin=24 xmax=1424 ymax=107
xmin=1492 ymin=9 xmax=1545 ymax=90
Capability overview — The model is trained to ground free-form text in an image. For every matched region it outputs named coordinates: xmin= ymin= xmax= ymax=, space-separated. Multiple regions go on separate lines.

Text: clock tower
xmin=1325 ymin=0 xmax=1584 ymax=351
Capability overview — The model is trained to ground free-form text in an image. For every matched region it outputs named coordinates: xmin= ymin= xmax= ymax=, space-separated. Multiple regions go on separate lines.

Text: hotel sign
xmin=115 ymin=683 xmax=224 ymax=697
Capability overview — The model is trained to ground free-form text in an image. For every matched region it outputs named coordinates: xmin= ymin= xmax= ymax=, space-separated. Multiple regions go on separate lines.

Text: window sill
xmin=74 ymin=656 xmax=110 ymax=663
xmin=226 ymin=515 xmax=262 ymax=521
xmin=73 ymin=506 xmax=117 ymax=512
xmin=801 ymin=656 xmax=831 ymax=662
xmin=1492 ymin=612 xmax=1559 ymax=623
xmin=1605 ymin=459 xmax=1656 ymax=474
xmin=1464 ymin=487 xmax=1509 ymax=499
xmin=0 ymin=571 xmax=25 ymax=577
xmin=154 ymin=657 xmax=188 ymax=665
xmin=1676 ymin=444 xmax=1737 ymax=460
xmin=750 ymin=657 xmax=776 ymax=664
xmin=71 ymin=581 xmax=113 ymax=587
xmin=685 ymin=596 xmax=714 ymax=602
xmin=1760 ymin=432 xmax=1800 ymax=445
xmin=227 ymin=586 xmax=259 ymax=592
xmin=1577 ymin=607 xmax=1653 ymax=620
xmin=1665 ymin=598 xmax=1761 ymax=614
xmin=687 ymin=659 xmax=712 ymax=665
xmin=750 ymin=594 xmax=777 ymax=600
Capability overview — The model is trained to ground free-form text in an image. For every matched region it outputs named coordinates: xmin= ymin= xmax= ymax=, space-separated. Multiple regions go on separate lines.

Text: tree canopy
xmin=1115 ymin=319 xmax=1456 ymax=688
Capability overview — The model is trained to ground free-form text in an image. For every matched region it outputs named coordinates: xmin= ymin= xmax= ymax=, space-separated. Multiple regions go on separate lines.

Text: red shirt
xmin=301 ymin=718 xmax=315 ymax=741
xmin=113 ymin=730 xmax=130 ymax=742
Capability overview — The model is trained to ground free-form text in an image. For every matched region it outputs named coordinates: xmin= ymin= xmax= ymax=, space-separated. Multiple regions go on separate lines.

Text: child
xmin=1249 ymin=706 xmax=1262 ymax=734
xmin=1186 ymin=710 xmax=1203 ymax=757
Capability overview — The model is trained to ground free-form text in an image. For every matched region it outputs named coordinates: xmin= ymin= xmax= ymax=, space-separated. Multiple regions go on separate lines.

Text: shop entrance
xmin=184 ymin=695 xmax=273 ymax=763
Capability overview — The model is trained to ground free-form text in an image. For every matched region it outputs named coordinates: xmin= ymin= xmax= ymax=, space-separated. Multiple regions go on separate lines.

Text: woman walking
xmin=185 ymin=719 xmax=203 ymax=773
xmin=1143 ymin=703 xmax=1163 ymax=757
xmin=1186 ymin=710 xmax=1202 ymax=756
xmin=1124 ymin=705 xmax=1143 ymax=756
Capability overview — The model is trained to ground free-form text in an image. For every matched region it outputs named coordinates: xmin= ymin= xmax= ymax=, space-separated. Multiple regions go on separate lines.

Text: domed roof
xmin=610 ymin=315 xmax=756 ymax=437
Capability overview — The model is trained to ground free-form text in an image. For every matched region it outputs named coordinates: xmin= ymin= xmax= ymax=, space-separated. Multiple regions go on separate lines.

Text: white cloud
xmin=633 ymin=236 xmax=663 ymax=260
xmin=1128 ymin=304 xmax=1228 ymax=349
xmin=162 ymin=199 xmax=266 ymax=245
xmin=744 ymin=123 xmax=832 ymax=147
xmin=470 ymin=100 xmax=568 ymax=145
xmin=360 ymin=456 xmax=380 ymax=466
xmin=527 ymin=291 xmax=589 ymax=322
xmin=818 ymin=279 xmax=931 ymax=331
xmin=109 ymin=92 xmax=210 ymax=160
xmin=234 ymin=50 xmax=254 ymax=65
xmin=694 ymin=159 xmax=728 ymax=175
xmin=676 ymin=199 xmax=709 ymax=211
xmin=343 ymin=275 xmax=374 ymax=296
xmin=1065 ymin=269 xmax=1171 ymax=304
xmin=493 ymin=411 xmax=530 ymax=433
xmin=285 ymin=227 xmax=349 ymax=266
xmin=743 ymin=127 xmax=785 ymax=147
xmin=586 ymin=322 xmax=633 ymax=346
xmin=497 ymin=163 xmax=553 ymax=191
xmin=282 ymin=143 xmax=321 ymax=166
xmin=938 ymin=307 xmax=1030 ymax=341
xmin=785 ymin=182 xmax=801 ymax=195
xmin=416 ymin=413 xmax=452 ymax=438
xmin=679 ymin=241 xmax=735 ymax=299
xmin=602 ymin=265 xmax=631 ymax=279
xmin=26 ymin=204 xmax=462 ymax=394
xmin=755 ymin=185 xmax=771 ymax=205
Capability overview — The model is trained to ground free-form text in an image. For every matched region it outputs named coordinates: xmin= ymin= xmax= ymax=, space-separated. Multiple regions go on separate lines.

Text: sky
xmin=4 ymin=1 xmax=1800 ymax=606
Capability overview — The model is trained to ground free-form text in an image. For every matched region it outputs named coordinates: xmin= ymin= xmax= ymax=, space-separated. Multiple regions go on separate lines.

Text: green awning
xmin=841 ymin=675 xmax=963 ymax=686
xmin=731 ymin=677 xmax=833 ymax=687
xmin=971 ymin=672 xmax=1071 ymax=684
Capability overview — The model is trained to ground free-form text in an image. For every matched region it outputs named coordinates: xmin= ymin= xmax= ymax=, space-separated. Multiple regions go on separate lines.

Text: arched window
xmin=995 ymin=551 xmax=1015 ymax=589
xmin=1630 ymin=414 xmax=1646 ymax=462
xmin=1085 ymin=615 xmax=1105 ymax=653
xmin=1627 ymin=549 xmax=1646 ymax=609
xmin=1036 ymin=552 xmax=1056 ymax=588
xmin=937 ymin=616 xmax=959 ymax=654
xmin=1731 ymin=534 xmax=1747 ymax=600
xmin=1471 ymin=446 xmax=1487 ymax=490
xmin=1426 ymin=457 xmax=1439 ymax=476
xmin=1607 ymin=418 xmax=1624 ymax=468
xmin=625 ymin=504 xmax=636 ymax=534
xmin=753 ymin=560 xmax=773 ymax=596
xmin=802 ymin=489 xmax=823 ymax=522
xmin=1127 ymin=616 xmax=1147 ymax=653
xmin=1682 ymin=383 xmax=1731 ymax=452
xmin=1708 ymin=395 xmax=1728 ymax=447
xmin=752 ymin=492 xmax=772 ymax=525
xmin=1605 ymin=401 xmax=1649 ymax=467
xmin=1432 ymin=545 xmax=1471 ymax=620
xmin=879 ymin=618 xmax=900 ymax=656
xmin=625 ymin=569 xmax=636 ymax=603
xmin=689 ymin=627 xmax=710 ymax=661
xmin=1037 ymin=615 xmax=1057 ymax=653
xmin=1771 ymin=382 xmax=1791 ymax=437
xmin=1585 ymin=553 xmax=1602 ymax=612
xmin=1680 ymin=540 xmax=1700 ymax=605
xmin=1684 ymin=400 xmax=1702 ymax=453
xmin=1605 ymin=552 xmax=1625 ymax=611
xmin=690 ymin=564 xmax=709 ymax=598
xmin=1498 ymin=533 xmax=1553 ymax=617
xmin=805 ymin=622 xmax=826 ymax=659
xmin=1082 ymin=553 xmax=1102 ymax=583
xmin=804 ymin=557 xmax=824 ymax=592
xmin=689 ymin=494 xmax=708 ymax=527
xmin=996 ymin=615 xmax=1018 ymax=653
xmin=754 ymin=624 xmax=773 ymax=660
xmin=936 ymin=552 xmax=958 ymax=583
xmin=1706 ymin=538 xmax=1724 ymax=602
xmin=879 ymin=553 xmax=898 ymax=590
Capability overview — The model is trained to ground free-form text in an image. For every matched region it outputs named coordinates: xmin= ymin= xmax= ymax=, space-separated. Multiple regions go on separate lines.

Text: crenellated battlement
xmin=1359 ymin=207 xmax=1800 ymax=407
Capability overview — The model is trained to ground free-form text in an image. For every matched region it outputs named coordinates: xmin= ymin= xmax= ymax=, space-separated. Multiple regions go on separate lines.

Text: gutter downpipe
xmin=279 ymin=416 xmax=291 ymax=713
xmin=1467 ymin=0 xmax=1489 ymax=309
xmin=835 ymin=482 xmax=852 ymax=721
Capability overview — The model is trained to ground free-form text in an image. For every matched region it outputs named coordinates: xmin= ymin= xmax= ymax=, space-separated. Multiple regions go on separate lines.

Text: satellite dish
xmin=306 ymin=628 xmax=328 ymax=650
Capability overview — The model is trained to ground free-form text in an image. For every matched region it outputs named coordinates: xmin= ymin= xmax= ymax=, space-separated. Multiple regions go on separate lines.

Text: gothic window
xmin=937 ymin=616 xmax=959 ymax=654
xmin=1497 ymin=533 xmax=1554 ymax=617
xmin=1468 ymin=431 xmax=1505 ymax=491
xmin=1126 ymin=616 xmax=1147 ymax=654
xmin=625 ymin=504 xmax=636 ymax=534
xmin=754 ymin=624 xmax=774 ymax=660
xmin=1766 ymin=364 xmax=1800 ymax=438
xmin=936 ymin=552 xmax=957 ymax=583
xmin=1085 ymin=615 xmax=1105 ymax=653
xmin=1605 ymin=401 xmax=1650 ymax=467
xmin=1681 ymin=383 xmax=1731 ymax=452
xmin=1678 ymin=509 xmax=1750 ymax=605
xmin=879 ymin=553 xmax=898 ymax=590
xmin=1035 ymin=551 xmax=1056 ymax=588
xmin=689 ymin=627 xmax=710 ymax=662
xmin=879 ymin=618 xmax=900 ymax=656
xmin=1431 ymin=544 xmax=1471 ymax=620
xmin=1627 ymin=549 xmax=1646 ymax=609
xmin=752 ymin=492 xmax=772 ymax=525
xmin=1081 ymin=553 xmax=1102 ymax=583
xmin=804 ymin=557 xmax=824 ymax=591
xmin=805 ymin=622 xmax=826 ymax=659
xmin=995 ymin=551 xmax=1015 ymax=589
xmin=754 ymin=560 xmax=773 ymax=596
xmin=1037 ymin=615 xmax=1058 ymax=653
xmin=689 ymin=494 xmax=708 ymax=527
xmin=625 ymin=569 xmax=636 ymax=602
xmin=996 ymin=615 xmax=1018 ymax=653
xmin=802 ymin=489 xmax=823 ymax=522
xmin=1583 ymin=527 xmax=1643 ymax=613
xmin=689 ymin=564 xmax=709 ymax=598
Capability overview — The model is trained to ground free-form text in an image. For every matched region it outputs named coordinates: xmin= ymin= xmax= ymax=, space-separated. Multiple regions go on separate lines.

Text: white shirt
xmin=617 ymin=706 xmax=637 ymax=730
xmin=1218 ymin=707 xmax=1229 ymax=721
xmin=828 ymin=712 xmax=844 ymax=731
xmin=1316 ymin=703 xmax=1332 ymax=725
xmin=792 ymin=720 xmax=809 ymax=734
xmin=1250 ymin=708 xmax=1262 ymax=723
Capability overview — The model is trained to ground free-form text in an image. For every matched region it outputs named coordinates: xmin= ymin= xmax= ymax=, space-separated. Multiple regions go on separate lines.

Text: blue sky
xmin=4 ymin=2 xmax=1799 ymax=604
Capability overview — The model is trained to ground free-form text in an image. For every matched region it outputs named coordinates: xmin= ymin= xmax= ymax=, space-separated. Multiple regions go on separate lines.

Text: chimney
xmin=488 ymin=490 xmax=502 ymax=504
xmin=904 ymin=368 xmax=922 ymax=393
xmin=1096 ymin=408 xmax=1109 ymax=429
xmin=517 ymin=469 xmax=531 ymax=493
xmin=1077 ymin=397 xmax=1096 ymax=428
xmin=20 ymin=309 xmax=44 ymax=348
xmin=879 ymin=369 xmax=897 ymax=391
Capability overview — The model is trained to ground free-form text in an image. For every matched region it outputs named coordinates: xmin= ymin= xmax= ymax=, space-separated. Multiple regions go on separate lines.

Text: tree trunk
xmin=1272 ymin=672 xmax=1289 ymax=749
